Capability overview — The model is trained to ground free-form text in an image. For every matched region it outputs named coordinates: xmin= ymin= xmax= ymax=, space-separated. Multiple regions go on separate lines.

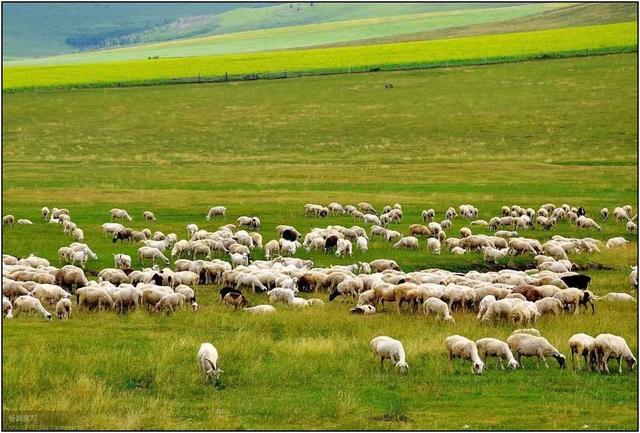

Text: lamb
xmin=56 ymin=298 xmax=72 ymax=320
xmin=363 ymin=214 xmax=381 ymax=226
xmin=592 ymin=334 xmax=636 ymax=374
xmin=370 ymin=336 xmax=408 ymax=373
xmin=475 ymin=338 xmax=518 ymax=370
xmin=138 ymin=246 xmax=170 ymax=266
xmin=243 ymin=305 xmax=277 ymax=314
xmin=197 ymin=342 xmax=224 ymax=381
xmin=426 ymin=238 xmax=441 ymax=255
xmin=506 ymin=333 xmax=566 ymax=369
xmin=206 ymin=206 xmax=227 ymax=221
xmin=143 ymin=211 xmax=157 ymax=222
xmin=13 ymin=295 xmax=52 ymax=320
xmin=423 ymin=298 xmax=454 ymax=322
xmin=2 ymin=279 xmax=30 ymax=301
xmin=445 ymin=335 xmax=484 ymax=375
xmin=235 ymin=273 xmax=267 ymax=293
xmin=393 ymin=236 xmax=419 ymax=250
xmin=109 ymin=208 xmax=132 ymax=221
xmin=568 ymin=333 xmax=595 ymax=371
xmin=350 ymin=304 xmax=376 ymax=315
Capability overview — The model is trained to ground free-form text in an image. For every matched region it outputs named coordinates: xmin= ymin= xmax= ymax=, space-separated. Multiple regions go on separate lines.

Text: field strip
xmin=3 ymin=22 xmax=636 ymax=92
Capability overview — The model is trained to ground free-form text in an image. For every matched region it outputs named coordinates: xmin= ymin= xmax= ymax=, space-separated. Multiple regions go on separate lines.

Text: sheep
xmin=568 ymin=333 xmax=595 ymax=371
xmin=243 ymin=305 xmax=276 ymax=314
xmin=2 ymin=279 xmax=30 ymax=302
xmin=154 ymin=293 xmax=186 ymax=314
xmin=476 ymin=295 xmax=496 ymax=320
xmin=138 ymin=246 xmax=170 ymax=266
xmin=600 ymin=208 xmax=609 ymax=221
xmin=613 ymin=207 xmax=630 ymax=222
xmin=393 ymin=236 xmax=419 ymax=250
xmin=3 ymin=215 xmax=15 ymax=226
xmin=17 ymin=219 xmax=33 ymax=225
xmin=31 ymin=284 xmax=72 ymax=308
xmin=535 ymin=297 xmax=563 ymax=316
xmin=369 ymin=259 xmax=400 ymax=273
xmin=480 ymin=298 xmax=519 ymax=323
xmin=109 ymin=208 xmax=132 ymax=221
xmin=55 ymin=298 xmax=72 ymax=320
xmin=113 ymin=253 xmax=132 ymax=269
xmin=41 ymin=207 xmax=50 ymax=220
xmin=220 ymin=287 xmax=250 ymax=310
xmin=289 ymin=297 xmax=310 ymax=308
xmin=3 ymin=297 xmax=14 ymax=319
xmin=355 ymin=236 xmax=368 ymax=254
xmin=205 ymin=206 xmax=226 ymax=221
xmin=506 ymin=333 xmax=566 ymax=369
xmin=510 ymin=301 xmax=540 ymax=326
xmin=423 ymin=298 xmax=454 ymax=322
xmin=364 ymin=214 xmax=381 ymax=226
xmin=451 ymin=246 xmax=466 ymax=255
xmin=426 ymin=238 xmax=441 ymax=255
xmin=592 ymin=334 xmax=637 ymax=374
xmin=476 ymin=338 xmax=518 ymax=370
xmin=459 ymin=227 xmax=472 ymax=238
xmin=422 ymin=209 xmax=435 ymax=222
xmin=350 ymin=304 xmax=376 ymax=315
xmin=13 ymin=295 xmax=52 ymax=320
xmin=594 ymin=292 xmax=636 ymax=303
xmin=307 ymin=298 xmax=325 ymax=307
xmin=630 ymin=266 xmax=638 ymax=289
xmin=445 ymin=335 xmax=484 ymax=375
xmin=357 ymin=202 xmax=377 ymax=214
xmin=236 ymin=273 xmax=267 ymax=293
xmin=264 ymin=239 xmax=280 ymax=259
xmin=627 ymin=221 xmax=637 ymax=234
xmin=606 ymin=237 xmax=629 ymax=249
xmin=370 ymin=336 xmax=408 ymax=373
xmin=335 ymin=238 xmax=353 ymax=257
xmin=197 ymin=342 xmax=223 ymax=382
xmin=143 ymin=211 xmax=157 ymax=222
xmin=511 ymin=329 xmax=541 ymax=337
xmin=98 ymin=268 xmax=129 ymax=285
xmin=482 ymin=246 xmax=507 ymax=264
xmin=576 ymin=216 xmax=601 ymax=231
xmin=329 ymin=278 xmax=362 ymax=302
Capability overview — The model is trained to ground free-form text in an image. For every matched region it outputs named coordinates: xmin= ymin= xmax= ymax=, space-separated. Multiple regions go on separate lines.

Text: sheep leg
xmin=618 ymin=356 xmax=623 ymax=374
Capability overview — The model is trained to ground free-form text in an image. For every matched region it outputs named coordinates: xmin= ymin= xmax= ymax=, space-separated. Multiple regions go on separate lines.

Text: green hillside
xmin=5 ymin=3 xmax=565 ymax=67
xmin=1 ymin=3 xmax=266 ymax=60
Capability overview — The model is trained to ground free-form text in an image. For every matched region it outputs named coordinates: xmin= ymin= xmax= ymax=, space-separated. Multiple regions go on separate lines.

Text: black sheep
xmin=282 ymin=229 xmax=297 ymax=242
xmin=577 ymin=207 xmax=586 ymax=216
xmin=324 ymin=235 xmax=339 ymax=252
xmin=561 ymin=274 xmax=591 ymax=290
xmin=219 ymin=287 xmax=242 ymax=300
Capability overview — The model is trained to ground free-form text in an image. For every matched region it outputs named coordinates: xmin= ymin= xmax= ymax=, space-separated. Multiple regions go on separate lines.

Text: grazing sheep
xmin=592 ymin=334 xmax=637 ymax=374
xmin=41 ymin=207 xmax=50 ymax=220
xmin=56 ymin=298 xmax=72 ymax=320
xmin=510 ymin=301 xmax=540 ymax=326
xmin=197 ymin=342 xmax=223 ymax=381
xmin=206 ymin=206 xmax=227 ymax=221
xmin=370 ymin=336 xmax=408 ymax=373
xmin=422 ymin=209 xmax=435 ymax=222
xmin=606 ymin=237 xmax=629 ymax=249
xmin=154 ymin=293 xmax=186 ymax=314
xmin=426 ymin=238 xmax=441 ymax=255
xmin=236 ymin=273 xmax=267 ymax=293
xmin=369 ymin=259 xmax=400 ymax=273
xmin=451 ymin=246 xmax=466 ymax=255
xmin=143 ymin=211 xmax=157 ymax=222
xmin=335 ymin=238 xmax=353 ymax=257
xmin=393 ymin=236 xmax=419 ymax=250
xmin=13 ymin=295 xmax=52 ymax=320
xmin=138 ymin=246 xmax=170 ymax=266
xmin=576 ymin=216 xmax=600 ymax=231
xmin=355 ymin=236 xmax=368 ymax=253
xmin=17 ymin=219 xmax=33 ymax=225
xmin=535 ymin=297 xmax=563 ymax=316
xmin=423 ymin=298 xmax=454 ymax=322
xmin=600 ymin=208 xmax=609 ymax=221
xmin=594 ymin=292 xmax=636 ymax=303
xmin=568 ymin=333 xmax=595 ymax=371
xmin=476 ymin=338 xmax=518 ymax=370
xmin=446 ymin=335 xmax=484 ymax=375
xmin=220 ymin=287 xmax=250 ymax=310
xmin=3 ymin=215 xmax=15 ymax=226
xmin=627 ymin=221 xmax=637 ymax=234
xmin=511 ymin=328 xmax=541 ymax=337
xmin=109 ymin=208 xmax=132 ymax=221
xmin=243 ymin=305 xmax=277 ymax=314
xmin=113 ymin=253 xmax=132 ymax=269
xmin=506 ymin=333 xmax=566 ymax=369
xmin=483 ymin=246 xmax=507 ymax=263
xmin=3 ymin=297 xmax=14 ymax=319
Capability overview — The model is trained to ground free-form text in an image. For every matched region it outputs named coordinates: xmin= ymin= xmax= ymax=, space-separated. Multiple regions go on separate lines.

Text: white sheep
xmin=197 ymin=342 xmax=223 ymax=381
xmin=476 ymin=338 xmax=518 ymax=370
xmin=143 ymin=211 xmax=157 ymax=222
xmin=393 ymin=236 xmax=419 ymax=250
xmin=627 ymin=221 xmax=637 ymax=234
xmin=138 ymin=246 xmax=170 ymax=266
xmin=41 ymin=207 xmax=50 ymax=220
xmin=511 ymin=328 xmax=541 ymax=337
xmin=3 ymin=297 xmax=13 ymax=319
xmin=594 ymin=292 xmax=636 ymax=303
xmin=600 ymin=208 xmax=609 ymax=221
xmin=446 ymin=335 xmax=484 ymax=375
xmin=576 ymin=216 xmax=600 ymax=231
xmin=370 ymin=336 xmax=408 ymax=373
xmin=426 ymin=238 xmax=441 ymax=255
xmin=592 ymin=334 xmax=636 ymax=374
xmin=630 ymin=266 xmax=638 ymax=289
xmin=243 ymin=305 xmax=277 ymax=314
xmin=17 ymin=219 xmax=33 ymax=225
xmin=451 ymin=246 xmax=466 ymax=255
xmin=206 ymin=206 xmax=226 ymax=221
xmin=267 ymin=288 xmax=295 ymax=304
xmin=56 ymin=298 xmax=72 ymax=320
xmin=476 ymin=295 xmax=496 ymax=320
xmin=113 ymin=253 xmax=132 ymax=269
xmin=335 ymin=238 xmax=353 ymax=257
xmin=606 ymin=237 xmax=629 ymax=249
xmin=350 ymin=304 xmax=376 ymax=315
xmin=506 ymin=333 xmax=566 ymax=369
xmin=109 ymin=208 xmax=132 ymax=221
xmin=13 ymin=295 xmax=52 ymax=320
xmin=423 ymin=298 xmax=454 ymax=322
xmin=568 ymin=333 xmax=595 ymax=371
xmin=355 ymin=236 xmax=368 ymax=253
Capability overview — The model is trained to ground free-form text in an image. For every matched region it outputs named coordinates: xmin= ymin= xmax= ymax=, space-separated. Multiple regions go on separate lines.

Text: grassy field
xmin=5 ymin=3 xmax=563 ymax=66
xmin=3 ymin=22 xmax=636 ymax=91
xmin=2 ymin=54 xmax=638 ymax=429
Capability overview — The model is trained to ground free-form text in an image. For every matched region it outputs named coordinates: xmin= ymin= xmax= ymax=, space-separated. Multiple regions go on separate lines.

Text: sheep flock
xmin=3 ymin=201 xmax=637 ymax=381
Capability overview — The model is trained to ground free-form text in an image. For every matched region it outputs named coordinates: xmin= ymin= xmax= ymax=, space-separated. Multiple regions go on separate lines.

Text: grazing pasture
xmin=2 ymin=53 xmax=638 ymax=430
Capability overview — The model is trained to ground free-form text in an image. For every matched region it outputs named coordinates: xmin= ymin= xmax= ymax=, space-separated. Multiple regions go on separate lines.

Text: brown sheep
xmin=408 ymin=224 xmax=430 ymax=237
xmin=512 ymin=285 xmax=543 ymax=302
xmin=55 ymin=267 xmax=88 ymax=291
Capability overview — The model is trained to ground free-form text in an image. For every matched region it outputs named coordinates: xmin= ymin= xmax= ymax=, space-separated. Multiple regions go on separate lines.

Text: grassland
xmin=2 ymin=54 xmax=638 ymax=429
xmin=3 ymin=22 xmax=637 ymax=91
xmin=5 ymin=3 xmax=564 ymax=67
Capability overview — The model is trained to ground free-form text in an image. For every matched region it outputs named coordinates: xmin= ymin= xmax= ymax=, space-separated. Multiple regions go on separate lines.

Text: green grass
xmin=5 ymin=3 xmax=565 ymax=67
xmin=2 ymin=54 xmax=638 ymax=429
xmin=3 ymin=22 xmax=637 ymax=91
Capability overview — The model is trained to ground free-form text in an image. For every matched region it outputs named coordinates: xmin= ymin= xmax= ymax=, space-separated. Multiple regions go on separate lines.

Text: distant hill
xmin=2 ymin=2 xmax=520 ymax=61
xmin=1 ymin=3 xmax=269 ymax=60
